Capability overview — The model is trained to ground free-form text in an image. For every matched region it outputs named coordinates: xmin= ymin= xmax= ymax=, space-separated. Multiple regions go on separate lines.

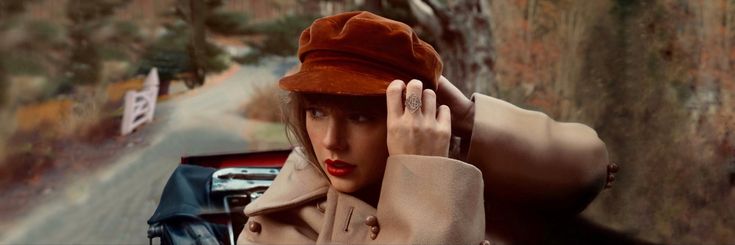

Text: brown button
xmin=607 ymin=174 xmax=616 ymax=182
xmin=369 ymin=232 xmax=377 ymax=240
xmin=479 ymin=240 xmax=491 ymax=245
xmin=608 ymin=163 xmax=619 ymax=173
xmin=365 ymin=216 xmax=378 ymax=226
xmin=248 ymin=221 xmax=261 ymax=233
xmin=370 ymin=225 xmax=380 ymax=234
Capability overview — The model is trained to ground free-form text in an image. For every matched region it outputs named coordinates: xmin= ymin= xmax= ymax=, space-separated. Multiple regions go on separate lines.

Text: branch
xmin=421 ymin=0 xmax=454 ymax=35
xmin=408 ymin=0 xmax=442 ymax=36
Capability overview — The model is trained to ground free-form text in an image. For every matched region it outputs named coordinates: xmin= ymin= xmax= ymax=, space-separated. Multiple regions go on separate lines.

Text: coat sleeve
xmin=466 ymin=93 xmax=609 ymax=213
xmin=373 ymin=155 xmax=486 ymax=244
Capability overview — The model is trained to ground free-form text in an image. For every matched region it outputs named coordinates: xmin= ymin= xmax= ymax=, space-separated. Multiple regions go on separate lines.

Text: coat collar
xmin=244 ymin=148 xmax=330 ymax=216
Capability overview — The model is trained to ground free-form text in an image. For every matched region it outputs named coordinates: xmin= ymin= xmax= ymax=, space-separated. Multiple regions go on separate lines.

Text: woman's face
xmin=304 ymin=95 xmax=389 ymax=193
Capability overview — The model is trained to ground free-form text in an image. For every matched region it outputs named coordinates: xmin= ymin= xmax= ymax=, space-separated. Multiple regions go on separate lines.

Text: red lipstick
xmin=325 ymin=159 xmax=356 ymax=177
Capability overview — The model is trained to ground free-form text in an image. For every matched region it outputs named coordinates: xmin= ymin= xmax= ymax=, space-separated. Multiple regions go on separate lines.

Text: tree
xmin=146 ymin=0 xmax=230 ymax=91
xmin=0 ymin=0 xmax=40 ymax=106
xmin=0 ymin=63 xmax=5 ymax=108
xmin=174 ymin=0 xmax=240 ymax=88
xmin=407 ymin=0 xmax=497 ymax=96
xmin=175 ymin=0 xmax=208 ymax=88
xmin=64 ymin=0 xmax=131 ymax=87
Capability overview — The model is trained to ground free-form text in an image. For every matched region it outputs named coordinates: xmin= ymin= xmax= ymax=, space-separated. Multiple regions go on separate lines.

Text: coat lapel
xmin=244 ymin=148 xmax=330 ymax=216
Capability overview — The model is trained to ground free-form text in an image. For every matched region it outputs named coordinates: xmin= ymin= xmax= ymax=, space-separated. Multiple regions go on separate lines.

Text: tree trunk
xmin=363 ymin=0 xmax=383 ymax=13
xmin=158 ymin=78 xmax=171 ymax=96
xmin=0 ymin=60 xmax=6 ymax=107
xmin=189 ymin=0 xmax=207 ymax=87
xmin=408 ymin=0 xmax=497 ymax=96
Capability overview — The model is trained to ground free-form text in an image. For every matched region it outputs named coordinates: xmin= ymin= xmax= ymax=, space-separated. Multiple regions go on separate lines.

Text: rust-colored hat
xmin=279 ymin=11 xmax=442 ymax=95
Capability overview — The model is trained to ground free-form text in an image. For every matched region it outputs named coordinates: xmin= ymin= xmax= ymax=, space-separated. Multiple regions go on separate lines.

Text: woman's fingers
xmin=386 ymin=78 xmax=451 ymax=157
xmin=404 ymin=79 xmax=424 ymax=116
xmin=386 ymin=80 xmax=405 ymax=118
xmin=423 ymin=89 xmax=436 ymax=118
xmin=437 ymin=104 xmax=451 ymax=131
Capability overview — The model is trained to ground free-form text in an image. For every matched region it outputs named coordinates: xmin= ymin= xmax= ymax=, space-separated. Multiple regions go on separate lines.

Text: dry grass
xmin=1 ymin=89 xmax=94 ymax=164
xmin=5 ymin=76 xmax=49 ymax=105
xmin=58 ymin=86 xmax=109 ymax=137
xmin=0 ymin=82 xmax=120 ymax=183
xmin=106 ymin=77 xmax=144 ymax=103
xmin=0 ymin=109 xmax=14 ymax=164
xmin=239 ymin=83 xmax=284 ymax=123
xmin=238 ymin=83 xmax=291 ymax=151
xmin=14 ymin=99 xmax=75 ymax=133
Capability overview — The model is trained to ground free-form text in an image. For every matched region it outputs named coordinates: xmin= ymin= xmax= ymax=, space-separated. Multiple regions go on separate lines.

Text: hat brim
xmin=279 ymin=65 xmax=399 ymax=96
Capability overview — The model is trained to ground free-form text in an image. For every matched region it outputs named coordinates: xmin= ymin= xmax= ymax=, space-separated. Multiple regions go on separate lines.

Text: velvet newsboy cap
xmin=279 ymin=11 xmax=443 ymax=95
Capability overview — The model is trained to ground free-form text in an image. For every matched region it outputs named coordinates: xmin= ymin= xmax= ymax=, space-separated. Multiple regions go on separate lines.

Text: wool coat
xmin=238 ymin=93 xmax=609 ymax=245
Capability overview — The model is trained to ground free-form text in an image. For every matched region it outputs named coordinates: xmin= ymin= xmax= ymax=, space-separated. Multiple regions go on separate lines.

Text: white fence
xmin=121 ymin=68 xmax=159 ymax=135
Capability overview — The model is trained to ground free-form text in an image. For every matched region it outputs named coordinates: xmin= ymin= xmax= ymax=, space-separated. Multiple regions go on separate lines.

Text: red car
xmin=147 ymin=149 xmax=290 ymax=245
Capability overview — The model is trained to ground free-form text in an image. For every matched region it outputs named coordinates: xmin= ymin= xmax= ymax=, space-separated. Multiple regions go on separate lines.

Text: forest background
xmin=0 ymin=0 xmax=733 ymax=244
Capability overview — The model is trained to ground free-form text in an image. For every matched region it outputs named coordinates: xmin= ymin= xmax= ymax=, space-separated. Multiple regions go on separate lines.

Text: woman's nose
xmin=322 ymin=119 xmax=348 ymax=151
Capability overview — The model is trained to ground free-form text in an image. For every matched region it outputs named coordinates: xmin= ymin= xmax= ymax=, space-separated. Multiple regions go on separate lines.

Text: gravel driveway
xmin=1 ymin=58 xmax=294 ymax=244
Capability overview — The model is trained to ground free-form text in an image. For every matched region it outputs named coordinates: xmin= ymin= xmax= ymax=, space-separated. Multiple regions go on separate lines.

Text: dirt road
xmin=1 ymin=58 xmax=295 ymax=244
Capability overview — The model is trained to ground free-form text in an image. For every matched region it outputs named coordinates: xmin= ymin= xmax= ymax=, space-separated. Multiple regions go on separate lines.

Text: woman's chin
xmin=329 ymin=179 xmax=362 ymax=193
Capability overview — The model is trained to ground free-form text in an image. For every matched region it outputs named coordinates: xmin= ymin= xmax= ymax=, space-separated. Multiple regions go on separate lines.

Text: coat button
xmin=370 ymin=225 xmax=380 ymax=234
xmin=248 ymin=221 xmax=262 ymax=233
xmin=365 ymin=215 xmax=380 ymax=240
xmin=608 ymin=163 xmax=619 ymax=173
xmin=479 ymin=240 xmax=492 ymax=245
xmin=364 ymin=216 xmax=378 ymax=226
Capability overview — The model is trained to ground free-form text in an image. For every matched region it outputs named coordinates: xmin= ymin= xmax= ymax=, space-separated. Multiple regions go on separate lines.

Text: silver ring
xmin=405 ymin=94 xmax=422 ymax=113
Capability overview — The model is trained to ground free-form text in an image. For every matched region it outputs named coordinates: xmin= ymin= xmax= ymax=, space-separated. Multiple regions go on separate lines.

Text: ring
xmin=405 ymin=94 xmax=422 ymax=113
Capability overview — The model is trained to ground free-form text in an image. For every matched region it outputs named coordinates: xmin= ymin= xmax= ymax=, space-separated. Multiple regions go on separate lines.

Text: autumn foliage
xmin=489 ymin=0 xmax=735 ymax=243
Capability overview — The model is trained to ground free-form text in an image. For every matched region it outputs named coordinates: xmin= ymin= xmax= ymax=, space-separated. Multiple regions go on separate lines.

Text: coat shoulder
xmin=244 ymin=148 xmax=330 ymax=216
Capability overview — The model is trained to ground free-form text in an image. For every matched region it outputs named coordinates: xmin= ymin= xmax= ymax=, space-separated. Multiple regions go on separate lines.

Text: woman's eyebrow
xmin=344 ymin=105 xmax=386 ymax=115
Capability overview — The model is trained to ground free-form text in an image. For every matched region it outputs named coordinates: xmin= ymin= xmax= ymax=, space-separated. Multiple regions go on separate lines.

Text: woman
xmin=239 ymin=11 xmax=610 ymax=244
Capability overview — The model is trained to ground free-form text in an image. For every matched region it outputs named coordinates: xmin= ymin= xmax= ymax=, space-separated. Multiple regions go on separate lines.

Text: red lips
xmin=325 ymin=159 xmax=356 ymax=177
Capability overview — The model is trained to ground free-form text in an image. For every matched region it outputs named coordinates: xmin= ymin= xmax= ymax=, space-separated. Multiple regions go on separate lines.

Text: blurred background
xmin=0 ymin=0 xmax=732 ymax=244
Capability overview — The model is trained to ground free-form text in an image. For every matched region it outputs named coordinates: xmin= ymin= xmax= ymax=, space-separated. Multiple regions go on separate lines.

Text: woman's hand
xmin=386 ymin=79 xmax=452 ymax=157
xmin=436 ymin=76 xmax=475 ymax=138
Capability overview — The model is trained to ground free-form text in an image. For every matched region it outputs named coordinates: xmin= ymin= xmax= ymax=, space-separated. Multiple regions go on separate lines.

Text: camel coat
xmin=238 ymin=94 xmax=609 ymax=245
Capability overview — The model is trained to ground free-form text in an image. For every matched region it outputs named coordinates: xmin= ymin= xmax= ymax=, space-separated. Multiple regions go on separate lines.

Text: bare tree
xmin=174 ymin=0 xmax=208 ymax=88
xmin=408 ymin=0 xmax=497 ymax=96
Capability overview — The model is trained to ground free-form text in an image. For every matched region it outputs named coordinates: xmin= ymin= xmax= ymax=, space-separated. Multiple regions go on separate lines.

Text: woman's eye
xmin=307 ymin=108 xmax=326 ymax=119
